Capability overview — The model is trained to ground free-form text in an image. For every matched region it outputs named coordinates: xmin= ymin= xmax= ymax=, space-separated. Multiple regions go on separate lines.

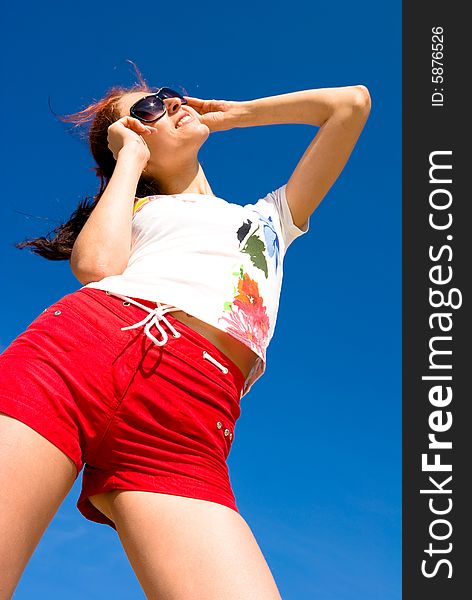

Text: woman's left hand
xmin=182 ymin=96 xmax=246 ymax=132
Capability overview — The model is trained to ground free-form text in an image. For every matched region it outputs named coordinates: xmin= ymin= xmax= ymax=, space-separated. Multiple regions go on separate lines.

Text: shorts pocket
xmin=175 ymin=397 xmax=235 ymax=461
xmin=168 ymin=343 xmax=236 ymax=399
xmin=46 ymin=299 xmax=123 ymax=352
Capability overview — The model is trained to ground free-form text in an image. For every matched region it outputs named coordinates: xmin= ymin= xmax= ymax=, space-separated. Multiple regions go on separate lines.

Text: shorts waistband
xmin=76 ymin=287 xmax=247 ymax=396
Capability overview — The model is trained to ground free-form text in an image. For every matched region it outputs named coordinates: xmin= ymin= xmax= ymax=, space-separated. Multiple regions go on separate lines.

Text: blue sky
xmin=0 ymin=1 xmax=400 ymax=598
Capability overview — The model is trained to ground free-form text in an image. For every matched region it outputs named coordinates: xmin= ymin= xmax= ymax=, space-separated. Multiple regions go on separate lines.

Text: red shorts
xmin=0 ymin=287 xmax=246 ymax=530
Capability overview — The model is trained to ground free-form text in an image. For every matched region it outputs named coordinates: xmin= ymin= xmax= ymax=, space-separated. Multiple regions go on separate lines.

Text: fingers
xmin=112 ymin=116 xmax=156 ymax=135
xmin=183 ymin=95 xmax=200 ymax=103
xmin=107 ymin=116 xmax=155 ymax=162
xmin=183 ymin=97 xmax=229 ymax=116
xmin=183 ymin=96 xmax=204 ymax=110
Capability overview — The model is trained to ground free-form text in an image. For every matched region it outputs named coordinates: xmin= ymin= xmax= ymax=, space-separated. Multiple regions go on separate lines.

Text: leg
xmin=98 ymin=490 xmax=282 ymax=600
xmin=0 ymin=413 xmax=78 ymax=599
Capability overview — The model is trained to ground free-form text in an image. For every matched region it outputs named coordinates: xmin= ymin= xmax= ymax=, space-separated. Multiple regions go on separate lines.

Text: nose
xmin=164 ymin=96 xmax=183 ymax=115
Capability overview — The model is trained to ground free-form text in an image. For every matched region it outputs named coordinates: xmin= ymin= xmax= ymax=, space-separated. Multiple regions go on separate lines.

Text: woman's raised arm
xmin=70 ymin=117 xmax=153 ymax=285
xmin=185 ymin=86 xmax=372 ymax=230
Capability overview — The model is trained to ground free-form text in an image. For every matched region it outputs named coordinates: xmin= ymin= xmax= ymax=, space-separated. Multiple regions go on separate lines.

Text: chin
xmin=193 ymin=124 xmax=210 ymax=141
xmin=180 ymin=120 xmax=207 ymax=133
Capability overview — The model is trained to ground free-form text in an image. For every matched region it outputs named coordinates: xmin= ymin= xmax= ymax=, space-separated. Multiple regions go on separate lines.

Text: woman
xmin=0 ymin=63 xmax=371 ymax=599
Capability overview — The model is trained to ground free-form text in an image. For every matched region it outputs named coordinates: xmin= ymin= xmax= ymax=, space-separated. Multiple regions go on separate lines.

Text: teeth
xmin=177 ymin=115 xmax=191 ymax=127
xmin=176 ymin=114 xmax=192 ymax=128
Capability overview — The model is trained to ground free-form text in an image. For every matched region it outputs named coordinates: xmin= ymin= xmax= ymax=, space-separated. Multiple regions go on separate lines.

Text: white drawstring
xmin=105 ymin=291 xmax=182 ymax=346
xmin=104 ymin=291 xmax=229 ymax=379
xmin=202 ymin=350 xmax=229 ymax=373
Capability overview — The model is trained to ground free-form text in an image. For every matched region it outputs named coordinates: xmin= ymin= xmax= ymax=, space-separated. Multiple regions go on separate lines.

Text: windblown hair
xmin=14 ymin=60 xmax=163 ymax=261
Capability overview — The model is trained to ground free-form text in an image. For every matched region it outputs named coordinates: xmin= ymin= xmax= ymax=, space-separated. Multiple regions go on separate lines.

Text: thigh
xmin=0 ymin=413 xmax=77 ymax=599
xmin=106 ymin=490 xmax=282 ymax=600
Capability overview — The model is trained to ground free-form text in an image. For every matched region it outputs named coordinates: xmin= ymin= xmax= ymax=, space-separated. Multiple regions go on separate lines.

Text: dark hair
xmin=14 ymin=60 xmax=163 ymax=261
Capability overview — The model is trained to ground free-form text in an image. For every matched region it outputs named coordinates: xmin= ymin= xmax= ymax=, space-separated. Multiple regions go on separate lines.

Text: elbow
xmin=70 ymin=259 xmax=126 ymax=286
xmin=333 ymin=85 xmax=372 ymax=124
xmin=70 ymin=245 xmax=129 ymax=285
xmin=352 ymin=85 xmax=372 ymax=114
xmin=70 ymin=263 xmax=108 ymax=286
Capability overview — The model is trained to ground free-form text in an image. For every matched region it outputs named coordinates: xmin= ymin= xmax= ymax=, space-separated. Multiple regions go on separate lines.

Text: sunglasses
xmin=129 ymin=87 xmax=188 ymax=123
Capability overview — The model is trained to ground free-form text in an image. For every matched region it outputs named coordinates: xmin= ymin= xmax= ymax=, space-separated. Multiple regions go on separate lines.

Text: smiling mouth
xmin=175 ymin=113 xmax=194 ymax=128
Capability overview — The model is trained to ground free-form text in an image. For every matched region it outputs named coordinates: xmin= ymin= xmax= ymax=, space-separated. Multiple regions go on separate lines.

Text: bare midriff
xmin=167 ymin=309 xmax=259 ymax=381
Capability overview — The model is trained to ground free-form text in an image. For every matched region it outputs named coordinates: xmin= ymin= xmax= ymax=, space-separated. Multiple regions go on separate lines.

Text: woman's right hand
xmin=107 ymin=116 xmax=156 ymax=171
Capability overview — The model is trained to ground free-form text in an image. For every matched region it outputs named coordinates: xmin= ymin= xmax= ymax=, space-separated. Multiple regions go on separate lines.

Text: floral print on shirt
xmin=218 ymin=209 xmax=280 ymax=356
xmin=237 ymin=219 xmax=268 ymax=277
xmin=249 ymin=210 xmax=280 ymax=273
xmin=237 ymin=211 xmax=280 ymax=278
xmin=218 ymin=264 xmax=270 ymax=356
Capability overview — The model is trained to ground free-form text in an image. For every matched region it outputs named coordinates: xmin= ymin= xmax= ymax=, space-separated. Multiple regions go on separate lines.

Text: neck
xmin=153 ymin=161 xmax=214 ymax=196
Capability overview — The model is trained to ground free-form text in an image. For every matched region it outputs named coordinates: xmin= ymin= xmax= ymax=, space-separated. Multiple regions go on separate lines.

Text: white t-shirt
xmin=84 ymin=183 xmax=310 ymax=397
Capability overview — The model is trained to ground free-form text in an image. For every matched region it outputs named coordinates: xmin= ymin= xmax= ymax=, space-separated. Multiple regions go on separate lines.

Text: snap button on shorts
xmin=0 ymin=287 xmax=246 ymax=530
